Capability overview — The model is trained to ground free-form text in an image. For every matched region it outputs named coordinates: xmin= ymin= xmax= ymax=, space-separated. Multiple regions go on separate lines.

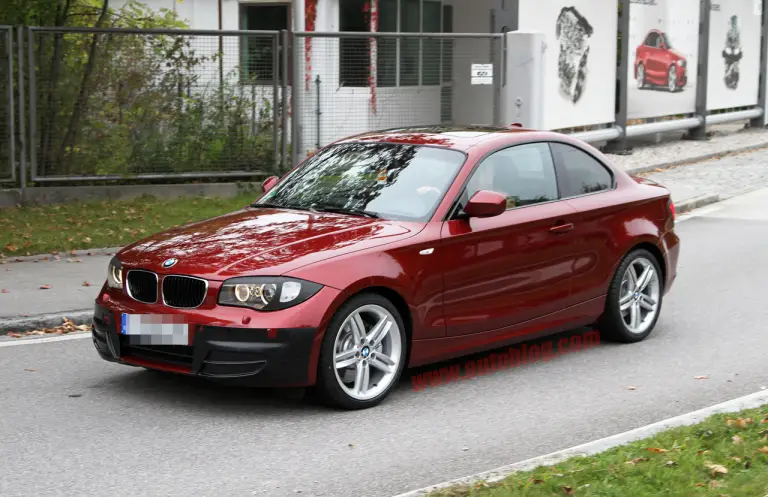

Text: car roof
xmin=332 ymin=124 xmax=568 ymax=152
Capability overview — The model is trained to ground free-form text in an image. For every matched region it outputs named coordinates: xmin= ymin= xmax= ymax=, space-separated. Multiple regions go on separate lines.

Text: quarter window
xmin=465 ymin=143 xmax=559 ymax=209
xmin=550 ymin=142 xmax=613 ymax=197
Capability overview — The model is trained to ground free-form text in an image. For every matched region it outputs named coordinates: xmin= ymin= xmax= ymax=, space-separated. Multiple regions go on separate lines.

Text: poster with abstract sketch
xmin=556 ymin=7 xmax=593 ymax=104
xmin=518 ymin=0 xmax=617 ymax=130
xmin=627 ymin=0 xmax=700 ymax=120
xmin=707 ymin=1 xmax=761 ymax=110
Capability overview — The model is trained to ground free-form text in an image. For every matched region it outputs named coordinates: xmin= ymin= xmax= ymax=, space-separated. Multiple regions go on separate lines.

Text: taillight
xmin=668 ymin=199 xmax=676 ymax=222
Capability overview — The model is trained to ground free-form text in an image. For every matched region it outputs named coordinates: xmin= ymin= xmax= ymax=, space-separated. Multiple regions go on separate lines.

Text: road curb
xmin=0 ymin=246 xmax=123 ymax=264
xmin=391 ymin=388 xmax=768 ymax=497
xmin=0 ymin=310 xmax=92 ymax=334
xmin=624 ymin=140 xmax=768 ymax=175
xmin=675 ymin=193 xmax=721 ymax=215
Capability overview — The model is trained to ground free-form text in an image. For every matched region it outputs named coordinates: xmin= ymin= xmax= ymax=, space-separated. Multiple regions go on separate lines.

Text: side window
xmin=465 ymin=143 xmax=559 ymax=209
xmin=550 ymin=142 xmax=613 ymax=198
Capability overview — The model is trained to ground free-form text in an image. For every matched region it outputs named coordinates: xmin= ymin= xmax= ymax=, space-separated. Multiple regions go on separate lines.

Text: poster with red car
xmin=627 ymin=0 xmax=700 ymax=120
xmin=706 ymin=1 xmax=761 ymax=111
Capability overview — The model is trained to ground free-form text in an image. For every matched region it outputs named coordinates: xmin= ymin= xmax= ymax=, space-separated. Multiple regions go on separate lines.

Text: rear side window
xmin=550 ymin=142 xmax=613 ymax=198
xmin=465 ymin=142 xmax=559 ymax=209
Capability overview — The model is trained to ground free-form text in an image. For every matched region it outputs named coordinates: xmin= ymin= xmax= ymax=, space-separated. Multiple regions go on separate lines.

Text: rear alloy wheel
xmin=316 ymin=294 xmax=406 ymax=409
xmin=598 ymin=249 xmax=663 ymax=343
xmin=668 ymin=65 xmax=677 ymax=92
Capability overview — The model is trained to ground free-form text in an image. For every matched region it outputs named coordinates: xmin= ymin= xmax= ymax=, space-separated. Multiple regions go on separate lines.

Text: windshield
xmin=254 ymin=142 xmax=467 ymax=222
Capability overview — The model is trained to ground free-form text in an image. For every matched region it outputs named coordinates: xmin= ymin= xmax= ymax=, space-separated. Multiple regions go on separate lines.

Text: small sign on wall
xmin=471 ymin=64 xmax=493 ymax=85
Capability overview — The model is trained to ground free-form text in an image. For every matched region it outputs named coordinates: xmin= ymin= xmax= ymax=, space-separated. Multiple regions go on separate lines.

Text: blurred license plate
xmin=121 ymin=314 xmax=189 ymax=345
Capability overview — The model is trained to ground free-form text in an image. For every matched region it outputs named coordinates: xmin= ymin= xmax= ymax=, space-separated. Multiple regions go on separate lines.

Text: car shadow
xmin=96 ymin=326 xmax=617 ymax=413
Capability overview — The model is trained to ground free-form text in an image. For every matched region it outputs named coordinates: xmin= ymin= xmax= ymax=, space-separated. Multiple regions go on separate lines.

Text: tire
xmin=636 ymin=63 xmax=645 ymax=89
xmin=668 ymin=65 xmax=677 ymax=92
xmin=597 ymin=248 xmax=664 ymax=343
xmin=315 ymin=293 xmax=407 ymax=410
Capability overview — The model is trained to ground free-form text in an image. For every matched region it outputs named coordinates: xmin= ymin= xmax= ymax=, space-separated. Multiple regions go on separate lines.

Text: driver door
xmin=439 ymin=142 xmax=581 ymax=337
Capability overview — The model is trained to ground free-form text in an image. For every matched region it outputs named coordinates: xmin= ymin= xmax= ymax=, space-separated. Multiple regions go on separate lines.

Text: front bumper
xmin=92 ymin=303 xmax=319 ymax=387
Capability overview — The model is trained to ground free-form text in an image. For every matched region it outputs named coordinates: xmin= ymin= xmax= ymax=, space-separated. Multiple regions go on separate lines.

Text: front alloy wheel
xmin=316 ymin=294 xmax=406 ymax=409
xmin=668 ymin=65 xmax=677 ymax=92
xmin=637 ymin=63 xmax=645 ymax=89
xmin=598 ymin=248 xmax=664 ymax=343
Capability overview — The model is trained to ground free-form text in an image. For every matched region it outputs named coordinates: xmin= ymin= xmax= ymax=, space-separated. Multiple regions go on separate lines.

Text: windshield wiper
xmin=310 ymin=205 xmax=380 ymax=219
xmin=250 ymin=201 xmax=314 ymax=212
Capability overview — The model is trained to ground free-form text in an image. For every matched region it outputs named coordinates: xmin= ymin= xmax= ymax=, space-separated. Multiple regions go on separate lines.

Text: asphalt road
xmin=2 ymin=187 xmax=768 ymax=497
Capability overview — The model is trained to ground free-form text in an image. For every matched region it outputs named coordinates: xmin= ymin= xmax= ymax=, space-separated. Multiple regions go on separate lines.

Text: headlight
xmin=678 ymin=59 xmax=686 ymax=67
xmin=218 ymin=277 xmax=323 ymax=311
xmin=107 ymin=257 xmax=123 ymax=289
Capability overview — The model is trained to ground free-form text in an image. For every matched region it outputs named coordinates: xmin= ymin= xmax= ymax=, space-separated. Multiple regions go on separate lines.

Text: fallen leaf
xmin=736 ymin=418 xmax=753 ymax=428
xmin=24 ymin=368 xmax=37 ymax=372
xmin=6 ymin=332 xmax=21 ymax=338
xmin=530 ymin=478 xmax=544 ymax=484
xmin=646 ymin=447 xmax=669 ymax=453
xmin=696 ymin=483 xmax=705 ymax=487
xmin=39 ymin=284 xmax=51 ymax=290
xmin=695 ymin=375 xmax=709 ymax=380
xmin=665 ymin=461 xmax=677 ymax=467
xmin=562 ymin=486 xmax=573 ymax=495
xmin=67 ymin=394 xmax=82 ymax=398
xmin=758 ymin=446 xmax=768 ymax=454
xmin=732 ymin=435 xmax=743 ymax=444
xmin=730 ymin=457 xmax=742 ymax=462
xmin=626 ymin=386 xmax=637 ymax=390
xmin=348 ymin=444 xmax=354 ymax=448
xmin=1 ymin=289 xmax=8 ymax=293
xmin=82 ymin=281 xmax=91 ymax=287
xmin=705 ymin=463 xmax=728 ymax=476
xmin=625 ymin=457 xmax=649 ymax=465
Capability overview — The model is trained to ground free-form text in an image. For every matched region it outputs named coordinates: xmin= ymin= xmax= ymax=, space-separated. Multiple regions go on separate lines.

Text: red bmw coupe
xmin=92 ymin=125 xmax=680 ymax=409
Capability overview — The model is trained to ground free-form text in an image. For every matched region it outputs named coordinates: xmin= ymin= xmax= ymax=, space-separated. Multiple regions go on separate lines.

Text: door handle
xmin=549 ymin=222 xmax=574 ymax=234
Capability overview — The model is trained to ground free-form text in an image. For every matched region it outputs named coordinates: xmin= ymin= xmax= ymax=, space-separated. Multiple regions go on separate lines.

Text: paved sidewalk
xmin=3 ymin=123 xmax=768 ymax=329
xmin=0 ymin=255 xmax=108 ymax=319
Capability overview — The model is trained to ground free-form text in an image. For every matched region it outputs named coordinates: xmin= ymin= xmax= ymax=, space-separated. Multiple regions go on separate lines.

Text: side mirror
xmin=463 ymin=190 xmax=507 ymax=218
xmin=261 ymin=175 xmax=279 ymax=194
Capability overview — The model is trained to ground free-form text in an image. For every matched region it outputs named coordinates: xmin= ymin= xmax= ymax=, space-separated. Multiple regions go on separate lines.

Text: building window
xmin=339 ymin=0 xmax=451 ymax=88
xmin=240 ymin=4 xmax=290 ymax=84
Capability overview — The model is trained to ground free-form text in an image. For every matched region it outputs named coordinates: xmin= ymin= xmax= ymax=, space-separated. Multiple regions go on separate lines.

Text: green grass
xmin=0 ymin=193 xmax=257 ymax=257
xmin=429 ymin=405 xmax=768 ymax=497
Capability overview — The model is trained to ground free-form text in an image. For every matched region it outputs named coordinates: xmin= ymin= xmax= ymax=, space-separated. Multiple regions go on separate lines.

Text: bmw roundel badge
xmin=162 ymin=258 xmax=178 ymax=268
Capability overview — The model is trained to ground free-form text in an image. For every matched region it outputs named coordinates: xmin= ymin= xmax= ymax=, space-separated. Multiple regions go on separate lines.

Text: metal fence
xmin=291 ymin=32 xmax=504 ymax=165
xmin=0 ymin=26 xmax=13 ymax=182
xmin=25 ymin=27 xmax=288 ymax=182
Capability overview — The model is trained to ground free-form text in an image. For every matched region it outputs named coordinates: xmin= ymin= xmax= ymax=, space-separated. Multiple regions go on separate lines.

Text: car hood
xmin=117 ymin=207 xmax=422 ymax=280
